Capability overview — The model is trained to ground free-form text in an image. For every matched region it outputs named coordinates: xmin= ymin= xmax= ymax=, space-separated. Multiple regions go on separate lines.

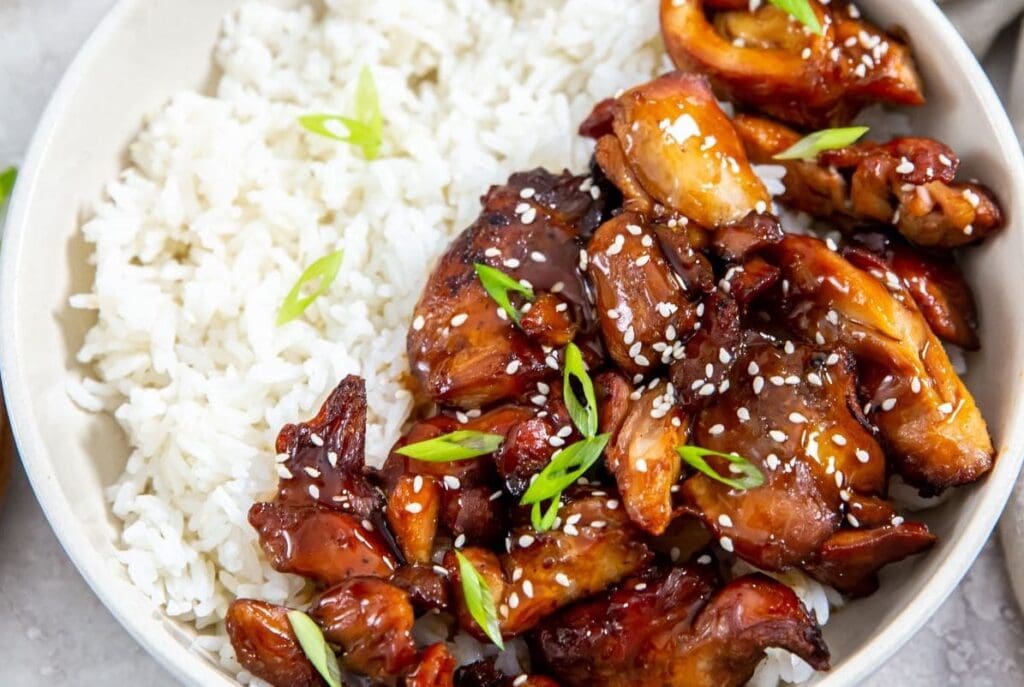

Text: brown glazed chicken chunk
xmin=309 ymin=577 xmax=419 ymax=681
xmin=445 ymin=490 xmax=651 ymax=638
xmin=534 ymin=565 xmax=830 ymax=687
xmin=844 ymin=231 xmax=980 ymax=350
xmin=587 ymin=212 xmax=697 ymax=377
xmin=604 ymin=382 xmax=689 ymax=535
xmin=681 ymin=339 xmax=888 ymax=571
xmin=661 ymin=0 xmax=923 ymax=128
xmin=456 ymin=660 xmax=559 ymax=687
xmin=275 ymin=375 xmax=381 ymax=518
xmin=249 ymin=502 xmax=397 ymax=587
xmin=588 ymin=72 xmax=771 ymax=226
xmin=770 ymin=235 xmax=994 ymax=489
xmin=406 ymin=644 xmax=457 ymax=687
xmin=407 ymin=169 xmax=603 ymax=410
xmin=226 ymin=600 xmax=323 ymax=687
xmin=733 ymin=115 xmax=1004 ymax=248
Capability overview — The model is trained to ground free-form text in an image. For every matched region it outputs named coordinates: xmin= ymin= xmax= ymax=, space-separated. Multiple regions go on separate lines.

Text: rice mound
xmin=70 ymin=0 xmax=833 ymax=682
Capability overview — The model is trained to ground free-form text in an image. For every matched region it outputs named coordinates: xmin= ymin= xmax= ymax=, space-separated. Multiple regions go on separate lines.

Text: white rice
xmin=68 ymin=0 xmax=847 ymax=682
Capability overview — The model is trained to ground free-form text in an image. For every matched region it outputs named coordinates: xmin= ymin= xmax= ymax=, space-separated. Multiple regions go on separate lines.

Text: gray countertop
xmin=2 ymin=1 xmax=1024 ymax=685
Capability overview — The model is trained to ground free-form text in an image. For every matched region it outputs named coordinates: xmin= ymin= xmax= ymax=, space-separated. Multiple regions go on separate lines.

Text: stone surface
xmin=1 ymin=1 xmax=1023 ymax=685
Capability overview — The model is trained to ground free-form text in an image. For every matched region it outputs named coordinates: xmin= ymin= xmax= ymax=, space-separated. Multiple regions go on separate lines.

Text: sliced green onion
xmin=530 ymin=496 xmax=561 ymax=532
xmin=287 ymin=610 xmax=343 ymax=687
xmin=773 ymin=127 xmax=870 ymax=161
xmin=474 ymin=263 xmax=534 ymax=325
xmin=520 ymin=434 xmax=610 ymax=506
xmin=395 ymin=430 xmax=504 ymax=462
xmin=455 ymin=551 xmax=505 ymax=649
xmin=0 ymin=166 xmax=17 ymax=207
xmin=277 ymin=249 xmax=345 ymax=326
xmin=299 ymin=66 xmax=383 ymax=160
xmin=677 ymin=445 xmax=765 ymax=491
xmin=768 ymin=0 xmax=822 ymax=35
xmin=563 ymin=342 xmax=598 ymax=438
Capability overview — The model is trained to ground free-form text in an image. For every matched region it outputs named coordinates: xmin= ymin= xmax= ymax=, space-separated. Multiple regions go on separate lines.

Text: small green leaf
xmin=773 ymin=127 xmax=870 ymax=161
xmin=768 ymin=0 xmax=822 ymax=35
xmin=520 ymin=434 xmax=610 ymax=506
xmin=474 ymin=263 xmax=534 ymax=325
xmin=455 ymin=551 xmax=505 ymax=649
xmin=277 ymin=249 xmax=345 ymax=326
xmin=395 ymin=430 xmax=504 ymax=462
xmin=563 ymin=343 xmax=598 ymax=438
xmin=287 ymin=610 xmax=343 ymax=687
xmin=0 ymin=166 xmax=17 ymax=207
xmin=298 ymin=67 xmax=383 ymax=160
xmin=530 ymin=496 xmax=561 ymax=532
xmin=677 ymin=445 xmax=765 ymax=491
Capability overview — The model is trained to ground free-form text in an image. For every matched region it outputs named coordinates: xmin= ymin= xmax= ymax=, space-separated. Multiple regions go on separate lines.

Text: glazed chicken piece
xmin=275 ymin=375 xmax=382 ymax=518
xmin=661 ymin=0 xmax=923 ymax=128
xmin=733 ymin=114 xmax=1004 ymax=248
xmin=406 ymin=644 xmax=457 ymax=687
xmin=587 ymin=72 xmax=771 ymax=226
xmin=845 ymin=231 xmax=980 ymax=350
xmin=389 ymin=563 xmax=450 ymax=613
xmin=605 ymin=382 xmax=689 ymax=535
xmin=226 ymin=600 xmax=323 ymax=687
xmin=770 ymin=235 xmax=994 ymax=489
xmin=587 ymin=213 xmax=697 ymax=377
xmin=381 ymin=405 xmax=537 ymax=553
xmin=653 ymin=221 xmax=716 ymax=295
xmin=807 ymin=521 xmax=936 ymax=597
xmin=445 ymin=490 xmax=651 ymax=638
xmin=407 ymin=169 xmax=604 ymax=410
xmin=309 ymin=577 xmax=419 ymax=681
xmin=249 ymin=502 xmax=397 ymax=587
xmin=456 ymin=660 xmax=558 ymax=687
xmin=534 ymin=565 xmax=830 ymax=687
xmin=681 ymin=339 xmax=889 ymax=571
xmin=669 ymin=291 xmax=743 ymax=412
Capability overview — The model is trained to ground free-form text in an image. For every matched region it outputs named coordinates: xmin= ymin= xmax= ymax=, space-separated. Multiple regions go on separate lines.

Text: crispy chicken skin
xmin=407 ymin=169 xmax=604 ymax=410
xmin=587 ymin=213 xmax=697 ymax=376
xmin=226 ymin=600 xmax=323 ymax=687
xmin=605 ymin=384 xmax=689 ymax=535
xmin=682 ymin=339 xmax=888 ymax=570
xmin=845 ymin=232 xmax=980 ymax=350
xmin=733 ymin=114 xmax=1004 ymax=248
xmin=309 ymin=578 xmax=419 ymax=681
xmin=250 ymin=502 xmax=398 ymax=586
xmin=661 ymin=0 xmax=923 ymax=128
xmin=590 ymin=72 xmax=771 ymax=227
xmin=534 ymin=566 xmax=830 ymax=687
xmin=445 ymin=490 xmax=651 ymax=638
xmin=770 ymin=235 xmax=994 ymax=489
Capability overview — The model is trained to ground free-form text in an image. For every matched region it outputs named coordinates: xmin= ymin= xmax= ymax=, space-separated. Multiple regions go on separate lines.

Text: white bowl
xmin=2 ymin=0 xmax=1023 ymax=685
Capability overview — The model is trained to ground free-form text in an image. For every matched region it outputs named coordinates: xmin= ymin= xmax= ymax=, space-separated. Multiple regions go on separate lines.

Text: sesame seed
xmin=303 ymin=466 xmax=320 ymax=478
xmin=308 ymin=484 xmax=320 ymax=499
xmin=718 ymin=513 xmax=733 ymax=528
xmin=514 ymin=676 xmax=528 ymax=687
xmin=443 ymin=475 xmax=461 ymax=489
xmin=911 ymin=377 xmax=922 ymax=394
xmin=505 ymin=360 xmax=521 ymax=375
xmin=720 ymin=536 xmax=734 ymax=552
xmin=454 ymin=533 xmax=466 ymax=548
xmin=833 ymin=434 xmax=847 ymax=446
xmin=607 ymin=499 xmax=620 ymax=510
xmin=277 ymin=465 xmax=293 ymax=479
xmin=522 ymin=580 xmax=535 ymax=598
xmin=518 ymin=535 xmax=535 ymax=548
xmin=635 ymin=255 xmax=651 ymax=267
xmin=789 ymin=412 xmax=807 ymax=424
xmin=504 ymin=258 xmax=521 ymax=269
xmin=770 ymin=375 xmax=785 ymax=386
xmin=753 ymin=376 xmax=765 ymax=394
xmin=520 ymin=187 xmax=536 ymax=199
xmin=807 ymin=372 xmax=823 ymax=387
xmin=769 ymin=430 xmax=787 ymax=442
xmin=719 ymin=348 xmax=732 ymax=364
xmin=555 ymin=573 xmax=571 ymax=587
xmin=521 ymin=207 xmax=537 ymax=224
xmin=530 ymin=251 xmax=547 ymax=263
xmin=484 ymin=247 xmax=501 ymax=258
xmin=699 ymin=383 xmax=716 ymax=396
xmin=709 ymin=424 xmax=725 ymax=436
xmin=310 ymin=433 xmax=324 ymax=447
xmin=405 ymin=502 xmax=423 ymax=514
xmin=635 ymin=458 xmax=649 ymax=473
xmin=938 ymin=402 xmax=953 ymax=414
xmin=881 ymin=398 xmax=897 ymax=412
xmin=451 ymin=313 xmax=468 ymax=327
xmin=856 ymin=449 xmax=870 ymax=463
xmin=737 ymin=407 xmax=750 ymax=422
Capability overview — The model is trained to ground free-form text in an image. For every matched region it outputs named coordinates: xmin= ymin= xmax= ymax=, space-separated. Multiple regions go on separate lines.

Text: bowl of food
xmin=3 ymin=0 xmax=1023 ymax=685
